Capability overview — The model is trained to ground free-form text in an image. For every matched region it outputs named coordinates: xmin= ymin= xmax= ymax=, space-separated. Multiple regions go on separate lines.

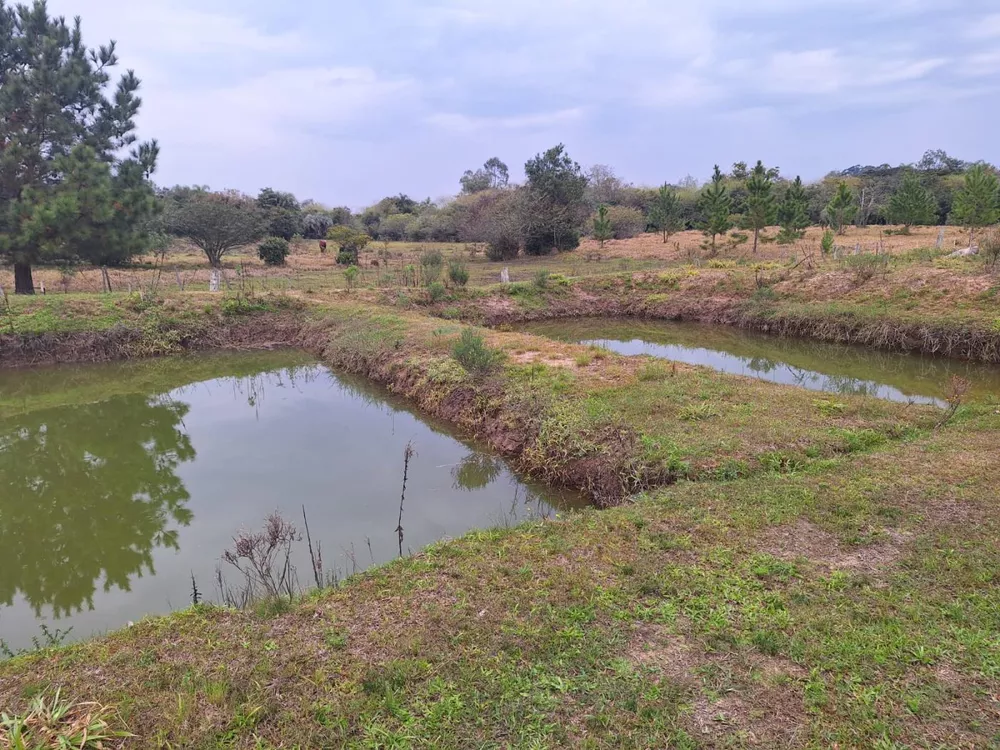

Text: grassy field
xmin=0 ymin=225 xmax=981 ymax=297
xmin=0 ymin=248 xmax=998 ymax=747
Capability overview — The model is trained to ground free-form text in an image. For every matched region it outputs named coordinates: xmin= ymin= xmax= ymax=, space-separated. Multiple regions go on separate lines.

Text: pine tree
xmin=593 ymin=204 xmax=612 ymax=248
xmin=777 ymin=176 xmax=809 ymax=244
xmin=741 ymin=161 xmax=776 ymax=254
xmin=886 ymin=172 xmax=937 ymax=232
xmin=825 ymin=182 xmax=855 ymax=235
xmin=699 ymin=165 xmax=731 ymax=254
xmin=648 ymin=184 xmax=682 ymax=243
xmin=951 ymin=164 xmax=1000 ymax=245
xmin=0 ymin=1 xmax=158 ymax=293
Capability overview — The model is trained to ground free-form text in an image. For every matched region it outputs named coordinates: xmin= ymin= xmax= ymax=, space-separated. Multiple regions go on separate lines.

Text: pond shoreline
xmin=411 ymin=272 xmax=1000 ymax=363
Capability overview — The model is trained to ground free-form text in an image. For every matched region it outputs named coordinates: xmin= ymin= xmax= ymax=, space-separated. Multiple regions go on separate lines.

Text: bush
xmin=820 ymin=229 xmax=835 ymax=254
xmin=257 ymin=236 xmax=290 ymax=266
xmin=448 ymin=260 xmax=469 ymax=287
xmin=427 ymin=281 xmax=447 ymax=301
xmin=336 ymin=249 xmax=356 ymax=266
xmin=486 ymin=235 xmax=520 ymax=261
xmin=844 ymin=253 xmax=889 ymax=284
xmin=452 ymin=329 xmax=503 ymax=373
xmin=604 ymin=205 xmax=646 ymax=239
xmin=343 ymin=265 xmax=360 ymax=290
xmin=420 ymin=249 xmax=444 ymax=285
xmin=524 ymin=227 xmax=579 ymax=256
xmin=533 ymin=269 xmax=551 ymax=289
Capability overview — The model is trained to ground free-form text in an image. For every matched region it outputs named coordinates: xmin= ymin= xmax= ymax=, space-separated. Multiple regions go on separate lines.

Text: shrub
xmin=844 ymin=253 xmax=889 ymax=284
xmin=820 ymin=229 xmax=835 ymax=254
xmin=533 ymin=269 xmax=551 ymax=289
xmin=427 ymin=281 xmax=447 ymax=301
xmin=328 ymin=225 xmax=371 ymax=265
xmin=452 ymin=329 xmax=503 ymax=373
xmin=485 ymin=235 xmax=520 ymax=261
xmin=604 ymin=205 xmax=646 ymax=239
xmin=421 ymin=249 xmax=444 ymax=285
xmin=343 ymin=265 xmax=360 ymax=290
xmin=257 ymin=236 xmax=290 ymax=266
xmin=524 ymin=227 xmax=579 ymax=256
xmin=448 ymin=260 xmax=470 ymax=287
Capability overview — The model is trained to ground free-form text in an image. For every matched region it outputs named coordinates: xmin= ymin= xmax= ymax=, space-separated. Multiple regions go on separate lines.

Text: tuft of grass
xmin=0 ymin=689 xmax=129 ymax=749
xmin=679 ymin=402 xmax=720 ymax=421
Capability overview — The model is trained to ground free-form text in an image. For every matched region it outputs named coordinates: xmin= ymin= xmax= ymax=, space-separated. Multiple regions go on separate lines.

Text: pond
xmin=517 ymin=318 xmax=1000 ymax=405
xmin=0 ymin=351 xmax=584 ymax=653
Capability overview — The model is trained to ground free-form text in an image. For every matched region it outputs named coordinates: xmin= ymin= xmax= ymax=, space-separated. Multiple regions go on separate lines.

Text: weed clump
xmin=421 ymin=249 xmax=444 ymax=285
xmin=448 ymin=260 xmax=470 ymax=288
xmin=0 ymin=689 xmax=128 ymax=749
xmin=844 ymin=253 xmax=889 ymax=284
xmin=452 ymin=329 xmax=503 ymax=373
xmin=427 ymin=281 xmax=447 ymax=302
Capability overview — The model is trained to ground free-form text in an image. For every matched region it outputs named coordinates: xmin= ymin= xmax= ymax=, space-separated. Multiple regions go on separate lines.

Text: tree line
xmin=2 ymin=1 xmax=998 ymax=292
xmin=161 ymin=147 xmax=998 ymax=268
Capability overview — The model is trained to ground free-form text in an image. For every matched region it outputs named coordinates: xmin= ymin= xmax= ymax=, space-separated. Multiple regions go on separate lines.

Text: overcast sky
xmin=46 ymin=0 xmax=999 ymax=207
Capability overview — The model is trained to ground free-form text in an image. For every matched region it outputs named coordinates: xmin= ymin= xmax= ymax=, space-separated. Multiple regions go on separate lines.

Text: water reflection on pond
xmin=517 ymin=318 xmax=1000 ymax=405
xmin=0 ymin=352 xmax=583 ymax=652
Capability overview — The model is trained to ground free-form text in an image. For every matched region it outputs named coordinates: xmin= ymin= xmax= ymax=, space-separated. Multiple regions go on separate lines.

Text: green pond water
xmin=518 ymin=319 xmax=1000 ymax=405
xmin=0 ymin=352 xmax=583 ymax=653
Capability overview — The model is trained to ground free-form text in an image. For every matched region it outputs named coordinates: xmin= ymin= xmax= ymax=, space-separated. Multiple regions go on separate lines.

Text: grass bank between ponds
xmin=0 ymin=294 xmax=937 ymax=507
xmin=411 ymin=264 xmax=1000 ymax=362
xmin=301 ymin=303 xmax=935 ymax=505
xmin=1 ymin=398 xmax=997 ymax=748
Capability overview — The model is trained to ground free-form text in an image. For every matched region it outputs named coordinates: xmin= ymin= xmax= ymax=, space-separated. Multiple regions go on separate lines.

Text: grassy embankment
xmin=0 ymin=282 xmax=997 ymax=747
xmin=408 ymin=252 xmax=1000 ymax=362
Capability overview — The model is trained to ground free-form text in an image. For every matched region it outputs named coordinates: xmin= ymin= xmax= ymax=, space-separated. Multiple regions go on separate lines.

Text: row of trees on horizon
xmin=2 ymin=0 xmax=999 ymax=293
xmin=157 ymin=146 xmax=1000 ymax=266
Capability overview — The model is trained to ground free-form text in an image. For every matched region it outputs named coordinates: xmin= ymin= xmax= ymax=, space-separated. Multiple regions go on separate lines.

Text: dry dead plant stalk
xmin=936 ymin=375 xmax=971 ymax=429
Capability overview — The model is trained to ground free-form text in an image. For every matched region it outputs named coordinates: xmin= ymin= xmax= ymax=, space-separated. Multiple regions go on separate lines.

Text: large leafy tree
xmin=648 ymin=184 xmax=682 ymax=243
xmin=256 ymin=187 xmax=301 ymax=241
xmin=522 ymin=144 xmax=588 ymax=255
xmin=699 ymin=165 xmax=732 ymax=254
xmin=951 ymin=164 xmax=999 ymax=245
xmin=741 ymin=160 xmax=777 ymax=254
xmin=163 ymin=189 xmax=266 ymax=268
xmin=777 ymin=176 xmax=809 ymax=244
xmin=0 ymin=0 xmax=159 ymax=293
xmin=825 ymin=181 xmax=855 ymax=235
xmin=887 ymin=171 xmax=937 ymax=231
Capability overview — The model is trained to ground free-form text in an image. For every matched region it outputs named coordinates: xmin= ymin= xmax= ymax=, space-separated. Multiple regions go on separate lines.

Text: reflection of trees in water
xmin=452 ymin=453 xmax=504 ymax=491
xmin=172 ymin=365 xmax=321 ymax=415
xmin=744 ymin=356 xmax=780 ymax=374
xmin=0 ymin=395 xmax=195 ymax=618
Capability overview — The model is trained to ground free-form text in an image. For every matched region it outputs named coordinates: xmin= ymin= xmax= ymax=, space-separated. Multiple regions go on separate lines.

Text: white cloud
xmin=425 ymin=108 xmax=585 ymax=134
xmin=755 ymin=48 xmax=946 ymax=95
xmin=961 ymin=50 xmax=1000 ymax=77
xmin=966 ymin=13 xmax=1000 ymax=39
xmin=148 ymin=67 xmax=415 ymax=150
